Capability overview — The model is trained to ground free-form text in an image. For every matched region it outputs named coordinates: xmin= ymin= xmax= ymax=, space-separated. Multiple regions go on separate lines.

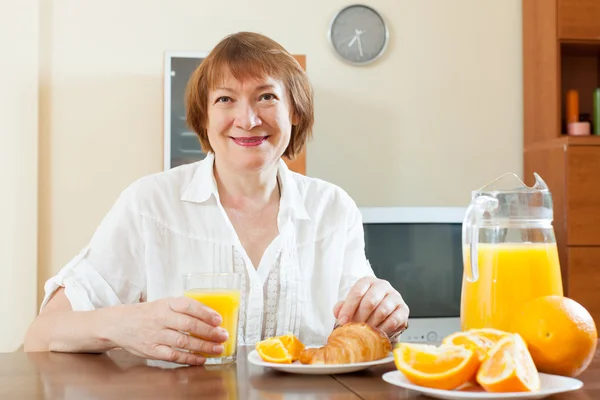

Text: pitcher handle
xmin=462 ymin=196 xmax=497 ymax=282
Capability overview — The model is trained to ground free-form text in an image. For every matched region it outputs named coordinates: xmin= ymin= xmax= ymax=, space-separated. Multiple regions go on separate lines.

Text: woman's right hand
xmin=107 ymin=297 xmax=229 ymax=365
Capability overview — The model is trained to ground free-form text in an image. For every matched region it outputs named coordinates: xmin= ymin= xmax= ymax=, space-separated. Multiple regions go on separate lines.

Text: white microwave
xmin=358 ymin=206 xmax=467 ymax=344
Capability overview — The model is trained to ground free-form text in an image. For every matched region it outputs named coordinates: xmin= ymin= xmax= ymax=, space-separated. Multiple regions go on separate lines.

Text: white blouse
xmin=41 ymin=152 xmax=375 ymax=346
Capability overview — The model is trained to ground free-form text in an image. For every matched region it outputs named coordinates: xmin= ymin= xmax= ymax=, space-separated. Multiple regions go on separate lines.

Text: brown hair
xmin=185 ymin=32 xmax=314 ymax=159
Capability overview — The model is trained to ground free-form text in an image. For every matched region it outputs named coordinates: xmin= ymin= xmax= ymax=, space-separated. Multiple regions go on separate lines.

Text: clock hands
xmin=346 ymin=29 xmax=366 ymax=58
xmin=348 ymin=35 xmax=358 ymax=48
xmin=357 ymin=35 xmax=364 ymax=57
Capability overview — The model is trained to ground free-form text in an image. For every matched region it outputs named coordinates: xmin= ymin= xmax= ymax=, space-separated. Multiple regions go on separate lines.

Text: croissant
xmin=300 ymin=322 xmax=392 ymax=364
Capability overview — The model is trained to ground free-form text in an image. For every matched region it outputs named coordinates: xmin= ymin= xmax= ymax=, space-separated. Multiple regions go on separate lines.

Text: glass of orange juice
xmin=183 ymin=272 xmax=242 ymax=365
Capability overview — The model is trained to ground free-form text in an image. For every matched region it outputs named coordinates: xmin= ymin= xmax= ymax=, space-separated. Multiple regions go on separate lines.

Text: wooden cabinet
xmin=567 ymin=146 xmax=600 ymax=245
xmin=524 ymin=1 xmax=600 ymax=332
xmin=525 ymin=142 xmax=600 ymax=328
xmin=568 ymin=247 xmax=600 ymax=322
xmin=559 ymin=0 xmax=600 ymax=40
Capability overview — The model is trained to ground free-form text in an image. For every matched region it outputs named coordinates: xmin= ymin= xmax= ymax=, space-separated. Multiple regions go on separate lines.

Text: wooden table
xmin=1 ymin=344 xmax=599 ymax=399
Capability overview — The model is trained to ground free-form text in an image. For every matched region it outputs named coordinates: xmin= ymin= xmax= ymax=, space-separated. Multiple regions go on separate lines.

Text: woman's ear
xmin=291 ymin=113 xmax=300 ymax=125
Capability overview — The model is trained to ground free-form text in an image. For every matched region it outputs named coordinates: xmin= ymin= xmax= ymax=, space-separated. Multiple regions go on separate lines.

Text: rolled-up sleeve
xmin=337 ymin=198 xmax=375 ymax=302
xmin=41 ymin=183 xmax=146 ymax=312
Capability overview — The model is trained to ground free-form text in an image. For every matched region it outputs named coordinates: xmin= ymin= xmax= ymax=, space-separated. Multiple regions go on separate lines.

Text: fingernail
xmin=213 ymin=344 xmax=224 ymax=354
xmin=212 ymin=315 xmax=222 ymax=326
xmin=219 ymin=329 xmax=229 ymax=342
xmin=338 ymin=316 xmax=348 ymax=325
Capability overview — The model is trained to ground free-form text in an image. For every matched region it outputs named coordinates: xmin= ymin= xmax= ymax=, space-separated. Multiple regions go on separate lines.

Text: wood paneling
xmin=559 ymin=0 xmax=600 ymax=40
xmin=523 ymin=0 xmax=560 ymax=145
xmin=568 ymin=246 xmax=600 ymax=328
xmin=567 ymin=146 xmax=600 ymax=245
xmin=524 ymin=145 xmax=569 ymax=289
xmin=282 ymin=55 xmax=307 ymax=175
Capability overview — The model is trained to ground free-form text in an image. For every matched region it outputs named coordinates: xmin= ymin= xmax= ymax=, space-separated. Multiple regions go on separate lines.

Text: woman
xmin=24 ymin=32 xmax=409 ymax=365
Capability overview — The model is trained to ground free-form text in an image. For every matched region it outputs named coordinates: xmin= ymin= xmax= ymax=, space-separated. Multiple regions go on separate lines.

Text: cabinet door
xmin=567 ymin=146 xmax=600 ymax=245
xmin=559 ymin=0 xmax=600 ymax=40
xmin=567 ymin=247 xmax=600 ymax=335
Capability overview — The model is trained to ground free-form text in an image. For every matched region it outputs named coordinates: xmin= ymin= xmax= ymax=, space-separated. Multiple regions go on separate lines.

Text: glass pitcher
xmin=460 ymin=172 xmax=564 ymax=332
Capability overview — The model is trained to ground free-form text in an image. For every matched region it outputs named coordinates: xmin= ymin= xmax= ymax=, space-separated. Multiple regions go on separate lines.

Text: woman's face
xmin=206 ymin=70 xmax=297 ymax=173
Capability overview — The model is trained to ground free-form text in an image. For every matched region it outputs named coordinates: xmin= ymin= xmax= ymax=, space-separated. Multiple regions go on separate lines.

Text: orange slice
xmin=394 ymin=343 xmax=481 ymax=390
xmin=467 ymin=328 xmax=511 ymax=344
xmin=277 ymin=334 xmax=305 ymax=362
xmin=256 ymin=338 xmax=292 ymax=364
xmin=442 ymin=331 xmax=495 ymax=361
xmin=476 ymin=333 xmax=540 ymax=392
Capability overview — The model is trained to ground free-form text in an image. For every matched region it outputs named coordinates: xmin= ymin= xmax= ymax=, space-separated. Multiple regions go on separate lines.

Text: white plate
xmin=247 ymin=349 xmax=394 ymax=375
xmin=382 ymin=371 xmax=583 ymax=400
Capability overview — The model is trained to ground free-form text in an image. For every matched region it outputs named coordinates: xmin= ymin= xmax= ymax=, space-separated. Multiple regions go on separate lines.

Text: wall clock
xmin=328 ymin=4 xmax=389 ymax=66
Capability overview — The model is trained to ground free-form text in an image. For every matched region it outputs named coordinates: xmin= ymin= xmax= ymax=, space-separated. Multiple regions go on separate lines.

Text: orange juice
xmin=184 ymin=289 xmax=241 ymax=358
xmin=461 ymin=242 xmax=563 ymax=332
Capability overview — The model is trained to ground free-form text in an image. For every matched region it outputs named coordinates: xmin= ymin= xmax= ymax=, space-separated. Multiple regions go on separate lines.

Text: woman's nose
xmin=233 ymin=103 xmax=262 ymax=131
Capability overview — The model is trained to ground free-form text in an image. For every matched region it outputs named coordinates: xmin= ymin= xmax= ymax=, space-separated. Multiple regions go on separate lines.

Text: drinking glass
xmin=183 ymin=272 xmax=242 ymax=365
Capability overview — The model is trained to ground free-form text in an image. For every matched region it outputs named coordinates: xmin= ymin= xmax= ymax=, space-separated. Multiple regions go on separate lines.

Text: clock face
xmin=328 ymin=5 xmax=388 ymax=65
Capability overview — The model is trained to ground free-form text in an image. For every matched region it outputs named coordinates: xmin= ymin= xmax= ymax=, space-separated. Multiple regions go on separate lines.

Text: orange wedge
xmin=256 ymin=338 xmax=292 ymax=364
xmin=277 ymin=334 xmax=305 ymax=362
xmin=476 ymin=333 xmax=540 ymax=392
xmin=467 ymin=328 xmax=511 ymax=344
xmin=394 ymin=343 xmax=481 ymax=390
xmin=442 ymin=331 xmax=495 ymax=361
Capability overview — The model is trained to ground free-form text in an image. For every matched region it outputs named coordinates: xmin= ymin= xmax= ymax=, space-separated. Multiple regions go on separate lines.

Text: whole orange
xmin=511 ymin=295 xmax=597 ymax=377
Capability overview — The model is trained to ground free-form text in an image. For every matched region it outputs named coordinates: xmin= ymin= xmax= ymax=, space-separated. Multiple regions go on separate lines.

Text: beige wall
xmin=3 ymin=0 xmax=524 ymax=350
xmin=0 ymin=1 xmax=39 ymax=352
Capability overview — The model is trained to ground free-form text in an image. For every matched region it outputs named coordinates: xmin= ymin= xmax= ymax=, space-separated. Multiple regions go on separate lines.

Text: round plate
xmin=382 ymin=371 xmax=583 ymax=400
xmin=247 ymin=350 xmax=394 ymax=375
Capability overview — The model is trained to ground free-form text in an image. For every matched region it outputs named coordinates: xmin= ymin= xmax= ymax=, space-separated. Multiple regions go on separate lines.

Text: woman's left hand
xmin=333 ymin=277 xmax=409 ymax=337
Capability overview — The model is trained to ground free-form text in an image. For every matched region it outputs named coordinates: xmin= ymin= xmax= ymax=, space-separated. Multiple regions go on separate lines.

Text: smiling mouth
xmin=230 ymin=136 xmax=269 ymax=147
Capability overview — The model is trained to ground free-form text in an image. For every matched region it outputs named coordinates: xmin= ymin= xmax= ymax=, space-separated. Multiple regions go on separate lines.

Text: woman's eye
xmin=215 ymin=96 xmax=231 ymax=103
xmin=260 ymin=93 xmax=276 ymax=101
